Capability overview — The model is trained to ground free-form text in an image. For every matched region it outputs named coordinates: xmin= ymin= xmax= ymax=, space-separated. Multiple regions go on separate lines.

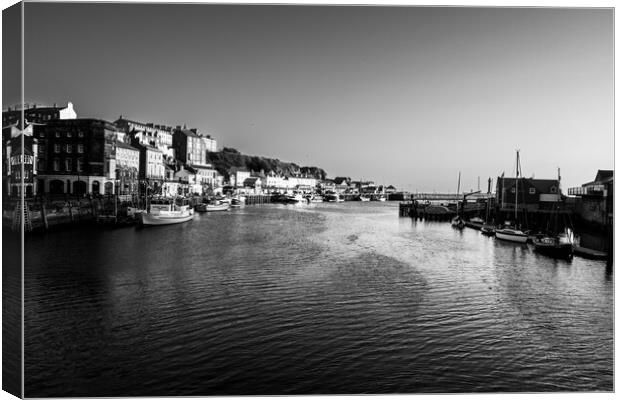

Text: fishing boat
xmin=495 ymin=151 xmax=529 ymax=243
xmin=532 ymin=233 xmax=573 ymax=259
xmin=283 ymin=192 xmax=304 ymax=203
xmin=307 ymin=194 xmax=324 ymax=203
xmin=324 ymin=191 xmax=344 ymax=202
xmin=139 ymin=199 xmax=194 ymax=226
xmin=358 ymin=194 xmax=371 ymax=202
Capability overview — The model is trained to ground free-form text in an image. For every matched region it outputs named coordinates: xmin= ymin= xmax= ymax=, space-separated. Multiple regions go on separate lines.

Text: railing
xmin=568 ymin=185 xmax=606 ymax=196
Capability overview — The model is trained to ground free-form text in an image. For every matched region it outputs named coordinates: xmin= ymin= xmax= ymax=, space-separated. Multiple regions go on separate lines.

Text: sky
xmin=3 ymin=3 xmax=614 ymax=192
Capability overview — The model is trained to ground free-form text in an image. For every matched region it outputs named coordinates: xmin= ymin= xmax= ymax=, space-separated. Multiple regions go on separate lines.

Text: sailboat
xmin=495 ymin=151 xmax=529 ymax=243
xmin=532 ymin=168 xmax=573 ymax=259
xmin=480 ymin=178 xmax=495 ymax=235
xmin=451 ymin=172 xmax=465 ymax=229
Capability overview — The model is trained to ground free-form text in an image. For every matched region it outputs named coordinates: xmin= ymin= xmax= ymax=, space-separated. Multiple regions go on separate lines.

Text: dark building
xmin=33 ymin=119 xmax=118 ymax=195
xmin=3 ymin=131 xmax=37 ymax=198
xmin=568 ymin=170 xmax=613 ymax=228
xmin=496 ymin=177 xmax=561 ymax=212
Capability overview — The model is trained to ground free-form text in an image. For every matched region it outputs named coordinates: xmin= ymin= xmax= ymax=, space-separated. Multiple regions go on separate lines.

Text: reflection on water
xmin=23 ymin=202 xmax=612 ymax=396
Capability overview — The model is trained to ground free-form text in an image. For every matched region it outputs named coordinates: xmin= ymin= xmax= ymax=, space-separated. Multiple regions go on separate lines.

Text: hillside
xmin=206 ymin=147 xmax=327 ymax=181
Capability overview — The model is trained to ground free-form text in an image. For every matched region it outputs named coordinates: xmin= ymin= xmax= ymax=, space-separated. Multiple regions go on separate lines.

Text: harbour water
xmin=21 ymin=202 xmax=613 ymax=396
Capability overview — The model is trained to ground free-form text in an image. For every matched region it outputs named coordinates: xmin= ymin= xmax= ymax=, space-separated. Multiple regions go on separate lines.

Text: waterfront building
xmin=231 ymin=169 xmax=251 ymax=188
xmin=2 ymin=101 xmax=77 ymax=127
xmin=3 ymin=129 xmax=38 ymax=198
xmin=114 ymin=141 xmax=140 ymax=196
xmin=161 ymin=163 xmax=180 ymax=197
xmin=133 ymin=143 xmax=165 ymax=194
xmin=286 ymin=174 xmax=317 ymax=190
xmin=262 ymin=172 xmax=287 ymax=192
xmin=115 ymin=117 xmax=173 ymax=154
xmin=568 ymin=170 xmax=613 ymax=228
xmin=321 ymin=179 xmax=336 ymax=192
xmin=172 ymin=128 xmax=209 ymax=166
xmin=496 ymin=176 xmax=561 ymax=212
xmin=33 ymin=119 xmax=118 ymax=195
xmin=243 ymin=176 xmax=262 ymax=194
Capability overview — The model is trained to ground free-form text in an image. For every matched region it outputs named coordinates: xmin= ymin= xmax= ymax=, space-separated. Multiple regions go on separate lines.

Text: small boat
xmin=307 ymin=194 xmax=324 ymax=203
xmin=480 ymin=224 xmax=496 ymax=236
xmin=358 ymin=195 xmax=371 ymax=202
xmin=495 ymin=226 xmax=529 ymax=243
xmin=126 ymin=206 xmax=146 ymax=218
xmin=206 ymin=201 xmax=230 ymax=211
xmin=532 ymin=233 xmax=573 ymax=259
xmin=324 ymin=192 xmax=344 ymax=202
xmin=231 ymin=198 xmax=244 ymax=207
xmin=465 ymin=217 xmax=484 ymax=230
xmin=283 ymin=192 xmax=304 ymax=203
xmin=140 ymin=199 xmax=194 ymax=226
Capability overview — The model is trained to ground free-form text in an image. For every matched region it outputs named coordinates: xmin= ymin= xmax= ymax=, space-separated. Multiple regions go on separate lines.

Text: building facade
xmin=33 ymin=119 xmax=118 ymax=195
xmin=496 ymin=177 xmax=561 ymax=212
xmin=115 ymin=117 xmax=172 ymax=148
xmin=114 ymin=141 xmax=140 ymax=195
xmin=3 ymin=102 xmax=77 ymax=126
xmin=568 ymin=170 xmax=613 ymax=227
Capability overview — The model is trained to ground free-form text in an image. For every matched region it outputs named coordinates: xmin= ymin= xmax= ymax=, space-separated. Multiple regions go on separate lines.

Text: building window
xmin=55 ymin=131 xmax=61 ymax=138
xmin=38 ymin=145 xmax=45 ymax=154
xmin=40 ymin=132 xmax=45 ymax=138
xmin=53 ymin=159 xmax=60 ymax=171
xmin=66 ymin=144 xmax=72 ymax=153
xmin=67 ymin=131 xmax=72 ymax=138
xmin=77 ymin=158 xmax=84 ymax=172
xmin=54 ymin=144 xmax=61 ymax=153
xmin=78 ymin=131 xmax=84 ymax=138
xmin=65 ymin=159 xmax=72 ymax=172
xmin=77 ymin=144 xmax=84 ymax=153
xmin=529 ymin=188 xmax=535 ymax=194
xmin=38 ymin=159 xmax=45 ymax=170
xmin=511 ymin=187 xmax=516 ymax=194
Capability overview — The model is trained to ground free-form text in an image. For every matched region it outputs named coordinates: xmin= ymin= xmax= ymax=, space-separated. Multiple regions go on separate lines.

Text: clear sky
xmin=4 ymin=3 xmax=614 ymax=192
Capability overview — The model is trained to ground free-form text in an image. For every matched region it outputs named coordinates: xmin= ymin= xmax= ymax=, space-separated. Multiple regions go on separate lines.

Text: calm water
xmin=21 ymin=202 xmax=613 ymax=396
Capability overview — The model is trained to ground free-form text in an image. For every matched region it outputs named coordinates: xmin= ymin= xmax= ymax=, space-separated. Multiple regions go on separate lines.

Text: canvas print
xmin=2 ymin=2 xmax=614 ymax=398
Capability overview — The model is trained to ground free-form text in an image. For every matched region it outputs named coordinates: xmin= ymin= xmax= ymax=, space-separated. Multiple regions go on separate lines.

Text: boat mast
xmin=514 ymin=150 xmax=520 ymax=224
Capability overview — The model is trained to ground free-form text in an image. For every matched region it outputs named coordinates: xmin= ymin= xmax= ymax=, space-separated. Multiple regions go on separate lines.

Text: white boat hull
xmin=495 ymin=229 xmax=529 ymax=243
xmin=140 ymin=212 xmax=194 ymax=226
xmin=206 ymin=204 xmax=230 ymax=211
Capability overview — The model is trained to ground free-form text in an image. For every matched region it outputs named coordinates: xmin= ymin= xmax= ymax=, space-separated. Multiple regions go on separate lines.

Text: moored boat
xmin=532 ymin=233 xmax=573 ymax=259
xmin=283 ymin=192 xmax=304 ymax=203
xmin=495 ymin=226 xmax=529 ymax=243
xmin=358 ymin=194 xmax=371 ymax=202
xmin=480 ymin=224 xmax=496 ymax=236
xmin=139 ymin=199 xmax=194 ymax=226
xmin=206 ymin=201 xmax=230 ymax=211
xmin=308 ymin=194 xmax=324 ymax=203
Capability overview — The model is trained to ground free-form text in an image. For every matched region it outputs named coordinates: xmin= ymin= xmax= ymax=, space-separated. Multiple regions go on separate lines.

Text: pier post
xmin=41 ymin=199 xmax=49 ymax=231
